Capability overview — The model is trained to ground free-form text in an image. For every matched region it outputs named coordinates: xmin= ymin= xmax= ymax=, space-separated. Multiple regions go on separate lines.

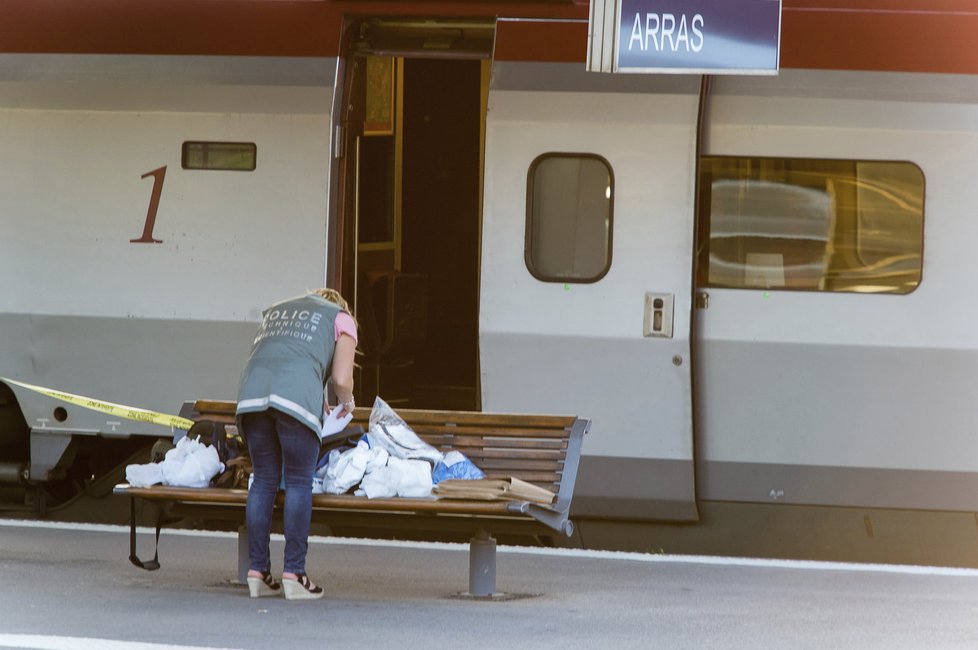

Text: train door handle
xmin=643 ymin=293 xmax=674 ymax=338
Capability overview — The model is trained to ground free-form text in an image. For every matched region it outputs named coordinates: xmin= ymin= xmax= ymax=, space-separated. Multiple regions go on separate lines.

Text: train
xmin=3 ymin=0 xmax=978 ymax=565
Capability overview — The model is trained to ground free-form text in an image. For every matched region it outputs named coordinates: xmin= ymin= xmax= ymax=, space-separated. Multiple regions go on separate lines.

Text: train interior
xmin=339 ymin=19 xmax=493 ymax=412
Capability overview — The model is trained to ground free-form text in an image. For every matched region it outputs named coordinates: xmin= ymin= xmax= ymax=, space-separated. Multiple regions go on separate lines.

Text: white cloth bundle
xmin=320 ymin=440 xmax=390 ymax=495
xmin=311 ymin=399 xmax=441 ymax=498
xmin=317 ymin=438 xmax=434 ymax=499
xmin=357 ymin=457 xmax=433 ymax=499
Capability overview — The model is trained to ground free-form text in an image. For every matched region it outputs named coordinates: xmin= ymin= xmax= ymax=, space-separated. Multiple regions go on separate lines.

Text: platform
xmin=1 ymin=519 xmax=978 ymax=649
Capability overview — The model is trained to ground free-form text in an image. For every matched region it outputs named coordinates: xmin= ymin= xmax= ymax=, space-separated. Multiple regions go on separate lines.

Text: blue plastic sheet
xmin=431 ymin=451 xmax=485 ymax=484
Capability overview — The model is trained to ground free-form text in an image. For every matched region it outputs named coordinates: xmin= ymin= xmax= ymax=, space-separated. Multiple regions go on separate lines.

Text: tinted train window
xmin=525 ymin=154 xmax=613 ymax=283
xmin=182 ymin=142 xmax=257 ymax=171
xmin=697 ymin=157 xmax=924 ymax=294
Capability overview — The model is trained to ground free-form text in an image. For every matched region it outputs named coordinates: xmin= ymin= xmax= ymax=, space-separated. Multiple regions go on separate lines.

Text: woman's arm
xmin=331 ymin=333 xmax=356 ymax=414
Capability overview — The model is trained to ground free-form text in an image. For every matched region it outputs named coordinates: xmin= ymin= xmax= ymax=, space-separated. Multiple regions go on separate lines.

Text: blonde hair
xmin=313 ymin=288 xmax=361 ymax=362
xmin=313 ymin=288 xmax=349 ymax=311
xmin=312 ymin=287 xmax=358 ymax=325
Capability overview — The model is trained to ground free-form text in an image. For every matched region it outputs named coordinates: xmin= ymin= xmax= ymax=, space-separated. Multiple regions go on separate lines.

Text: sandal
xmin=246 ymin=571 xmax=282 ymax=598
xmin=282 ymin=573 xmax=324 ymax=600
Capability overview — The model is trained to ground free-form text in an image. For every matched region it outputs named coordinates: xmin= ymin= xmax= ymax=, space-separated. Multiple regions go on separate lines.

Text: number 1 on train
xmin=131 ymin=166 xmax=167 ymax=244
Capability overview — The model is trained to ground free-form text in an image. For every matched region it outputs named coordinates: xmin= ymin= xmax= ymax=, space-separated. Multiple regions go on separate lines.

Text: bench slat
xmin=455 ymin=448 xmax=565 ymax=461
xmin=409 ymin=425 xmax=570 ymax=437
xmin=466 ymin=458 xmax=565 ymax=472
xmin=353 ymin=410 xmax=576 ymax=429
xmin=193 ymin=400 xmax=237 ymax=415
xmin=115 ymin=485 xmax=544 ymax=515
xmin=481 ymin=470 xmax=561 ymax=482
xmin=432 ymin=440 xmax=567 ymax=454
xmin=192 ymin=400 xmax=576 ymax=430
xmin=423 ymin=437 xmax=567 ymax=451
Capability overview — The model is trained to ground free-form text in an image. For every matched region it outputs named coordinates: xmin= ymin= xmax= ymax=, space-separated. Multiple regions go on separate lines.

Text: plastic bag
xmin=127 ymin=437 xmax=223 ymax=488
xmin=366 ymin=397 xmax=443 ymax=466
xmin=159 ymin=436 xmax=224 ymax=488
xmin=432 ymin=451 xmax=485 ymax=484
xmin=125 ymin=462 xmax=164 ymax=487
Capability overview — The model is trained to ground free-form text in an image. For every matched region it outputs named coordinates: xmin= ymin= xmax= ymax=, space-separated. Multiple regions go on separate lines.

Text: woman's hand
xmin=323 ymin=406 xmax=353 ymax=435
xmin=336 ymin=397 xmax=355 ymax=417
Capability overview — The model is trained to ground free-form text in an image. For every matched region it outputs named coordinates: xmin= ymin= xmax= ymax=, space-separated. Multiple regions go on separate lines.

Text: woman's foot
xmin=246 ymin=570 xmax=282 ymax=598
xmin=281 ymin=572 xmax=324 ymax=600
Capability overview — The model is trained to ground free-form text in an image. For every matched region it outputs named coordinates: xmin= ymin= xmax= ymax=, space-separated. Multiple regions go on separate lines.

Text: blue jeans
xmin=242 ymin=409 xmax=319 ymax=575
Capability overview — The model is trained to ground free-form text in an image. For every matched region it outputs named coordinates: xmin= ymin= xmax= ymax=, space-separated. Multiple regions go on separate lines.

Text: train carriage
xmin=2 ymin=0 xmax=978 ymax=563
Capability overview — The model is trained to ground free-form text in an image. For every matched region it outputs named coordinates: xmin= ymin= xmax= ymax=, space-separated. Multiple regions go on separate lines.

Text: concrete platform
xmin=2 ymin=519 xmax=978 ymax=649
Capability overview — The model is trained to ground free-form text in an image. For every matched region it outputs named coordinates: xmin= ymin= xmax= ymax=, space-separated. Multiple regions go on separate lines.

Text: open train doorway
xmin=335 ymin=19 xmax=493 ymax=411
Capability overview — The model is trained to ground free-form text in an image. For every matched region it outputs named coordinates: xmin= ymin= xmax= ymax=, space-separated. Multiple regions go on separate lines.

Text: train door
xmin=334 ymin=19 xmax=494 ymax=411
xmin=692 ymin=72 xmax=929 ymax=511
xmin=478 ymin=19 xmax=700 ymax=525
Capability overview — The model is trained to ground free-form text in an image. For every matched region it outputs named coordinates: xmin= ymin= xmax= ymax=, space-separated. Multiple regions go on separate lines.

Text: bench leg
xmin=237 ymin=525 xmax=249 ymax=584
xmin=467 ymin=529 xmax=497 ymax=597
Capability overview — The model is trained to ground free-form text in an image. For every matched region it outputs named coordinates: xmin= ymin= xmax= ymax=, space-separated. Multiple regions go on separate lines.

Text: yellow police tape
xmin=2 ymin=377 xmax=195 ymax=430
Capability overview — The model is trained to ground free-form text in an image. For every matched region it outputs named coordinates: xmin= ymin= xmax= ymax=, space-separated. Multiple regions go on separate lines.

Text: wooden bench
xmin=114 ymin=400 xmax=590 ymax=597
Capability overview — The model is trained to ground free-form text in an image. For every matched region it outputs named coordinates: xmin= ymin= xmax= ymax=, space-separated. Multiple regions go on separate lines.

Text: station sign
xmin=593 ymin=0 xmax=782 ymax=74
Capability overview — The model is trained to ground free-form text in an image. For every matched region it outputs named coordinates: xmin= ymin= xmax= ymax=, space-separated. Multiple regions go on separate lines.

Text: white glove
xmin=323 ymin=407 xmax=354 ymax=435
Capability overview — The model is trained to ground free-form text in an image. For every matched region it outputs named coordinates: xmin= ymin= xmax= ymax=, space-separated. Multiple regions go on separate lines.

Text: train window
xmin=525 ymin=153 xmax=613 ymax=283
xmin=182 ymin=142 xmax=257 ymax=171
xmin=697 ymin=157 xmax=924 ymax=294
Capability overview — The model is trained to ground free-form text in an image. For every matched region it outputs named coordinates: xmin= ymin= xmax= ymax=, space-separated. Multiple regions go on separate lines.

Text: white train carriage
xmin=0 ymin=54 xmax=339 ymax=495
xmin=1 ymin=1 xmax=977 ymax=562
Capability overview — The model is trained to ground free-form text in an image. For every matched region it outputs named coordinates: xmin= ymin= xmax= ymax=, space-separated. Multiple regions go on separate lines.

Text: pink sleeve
xmin=334 ymin=312 xmax=358 ymax=344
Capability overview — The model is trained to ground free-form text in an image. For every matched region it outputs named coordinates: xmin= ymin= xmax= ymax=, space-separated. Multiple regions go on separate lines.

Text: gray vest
xmin=236 ymin=293 xmax=342 ymax=438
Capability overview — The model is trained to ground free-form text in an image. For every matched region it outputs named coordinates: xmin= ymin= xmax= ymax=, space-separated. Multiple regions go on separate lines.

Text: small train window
xmin=697 ymin=157 xmax=924 ymax=294
xmin=525 ymin=153 xmax=613 ymax=283
xmin=182 ymin=142 xmax=256 ymax=171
